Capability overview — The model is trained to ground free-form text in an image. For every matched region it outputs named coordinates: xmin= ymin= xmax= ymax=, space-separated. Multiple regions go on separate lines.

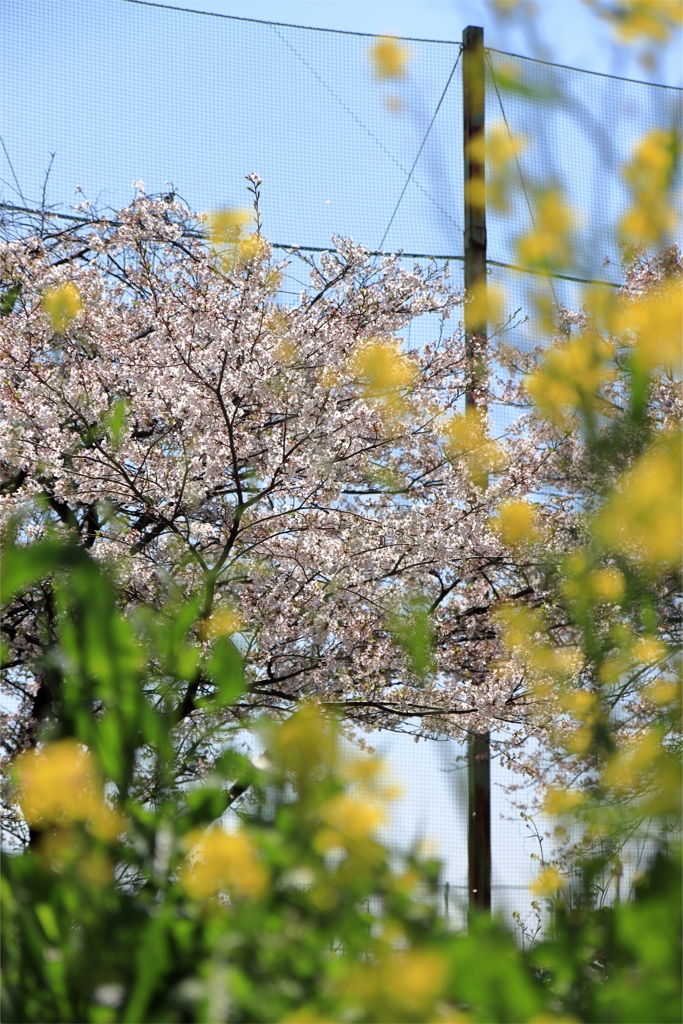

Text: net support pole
xmin=463 ymin=24 xmax=491 ymax=918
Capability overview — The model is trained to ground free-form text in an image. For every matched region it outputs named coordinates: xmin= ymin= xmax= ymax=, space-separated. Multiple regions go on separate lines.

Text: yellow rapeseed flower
xmin=202 ymin=605 xmax=243 ymax=639
xmin=590 ymin=567 xmax=625 ymax=604
xmin=443 ymin=407 xmax=506 ymax=487
xmin=595 ymin=431 xmax=682 ymax=571
xmin=620 ymin=129 xmax=679 ymax=244
xmin=610 ymin=0 xmax=682 ymax=43
xmin=465 ymin=280 xmax=507 ymax=327
xmin=369 ymin=36 xmax=411 ymax=79
xmin=42 ymin=282 xmax=82 ymax=333
xmin=268 ymin=703 xmax=337 ymax=776
xmin=645 ymin=679 xmax=680 ymax=706
xmin=543 ymin=787 xmax=585 ymax=816
xmin=530 ymin=866 xmax=566 ymax=897
xmin=526 ymin=331 xmax=613 ymax=424
xmin=603 ymin=731 xmax=660 ymax=793
xmin=565 ymin=689 xmax=599 ymax=723
xmin=634 ymin=636 xmax=667 ymax=664
xmin=319 ymin=793 xmax=385 ymax=841
xmin=208 ymin=207 xmax=250 ymax=244
xmin=344 ymin=950 xmax=448 ymax=1015
xmin=492 ymin=499 xmax=539 ymax=545
xmin=349 ymin=338 xmax=417 ymax=413
xmin=181 ymin=827 xmax=269 ymax=900
xmin=516 ymin=190 xmax=578 ymax=270
xmin=615 ymin=279 xmax=682 ymax=372
xmin=14 ymin=740 xmax=123 ymax=840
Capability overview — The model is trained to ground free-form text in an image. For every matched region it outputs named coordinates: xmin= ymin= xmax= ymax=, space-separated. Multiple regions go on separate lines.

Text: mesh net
xmin=1 ymin=0 xmax=679 ymax=932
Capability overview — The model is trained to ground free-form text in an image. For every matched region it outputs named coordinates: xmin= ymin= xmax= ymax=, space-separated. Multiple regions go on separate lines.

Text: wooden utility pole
xmin=462 ymin=24 xmax=491 ymax=917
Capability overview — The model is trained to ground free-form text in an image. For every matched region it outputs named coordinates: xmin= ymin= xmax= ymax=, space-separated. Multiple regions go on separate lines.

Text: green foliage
xmin=1 ymin=538 xmax=680 ymax=1022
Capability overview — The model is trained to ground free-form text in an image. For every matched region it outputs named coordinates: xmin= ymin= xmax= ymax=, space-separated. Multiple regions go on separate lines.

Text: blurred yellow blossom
xmin=208 ymin=207 xmax=250 ymax=243
xmin=634 ymin=636 xmax=667 ymax=664
xmin=497 ymin=605 xmax=578 ymax=685
xmin=14 ymin=740 xmax=123 ymax=840
xmin=620 ymin=129 xmax=679 ymax=244
xmin=181 ymin=827 xmax=269 ymax=900
xmin=207 ymin=207 xmax=264 ymax=268
xmin=544 ymin=788 xmax=585 ymax=816
xmin=645 ymin=679 xmax=680 ymax=706
xmin=344 ymin=950 xmax=448 ymax=1015
xmin=492 ymin=499 xmax=539 ymax=544
xmin=564 ymin=689 xmax=599 ymax=723
xmin=615 ymin=278 xmax=682 ymax=372
xmin=603 ymin=731 xmax=660 ymax=793
xmin=267 ymin=703 xmax=337 ymax=777
xmin=530 ymin=866 xmax=566 ymax=896
xmin=42 ymin=282 xmax=82 ymax=333
xmin=466 ymin=122 xmax=528 ymax=211
xmin=516 ymin=190 xmax=578 ymax=270
xmin=595 ymin=431 xmax=682 ymax=570
xmin=202 ymin=605 xmax=243 ymax=639
xmin=589 ymin=567 xmax=625 ymax=604
xmin=443 ymin=407 xmax=506 ymax=487
xmin=369 ymin=36 xmax=411 ymax=79
xmin=319 ymin=793 xmax=385 ymax=841
xmin=466 ymin=280 xmax=507 ymax=328
xmin=349 ymin=337 xmax=417 ymax=411
xmin=592 ymin=0 xmax=683 ymax=46
xmin=526 ymin=331 xmax=614 ymax=424
xmin=565 ymin=726 xmax=594 ymax=756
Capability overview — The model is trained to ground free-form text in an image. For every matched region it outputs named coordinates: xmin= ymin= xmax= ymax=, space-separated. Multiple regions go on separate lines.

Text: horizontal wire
xmin=121 ymin=0 xmax=683 ymax=89
xmin=485 ymin=45 xmax=683 ymax=91
xmin=120 ymin=0 xmax=459 ymax=43
xmin=0 ymin=203 xmax=623 ymax=288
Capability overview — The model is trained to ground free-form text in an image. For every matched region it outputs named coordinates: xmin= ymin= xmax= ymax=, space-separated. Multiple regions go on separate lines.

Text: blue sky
xmin=118 ymin=0 xmax=683 ymax=86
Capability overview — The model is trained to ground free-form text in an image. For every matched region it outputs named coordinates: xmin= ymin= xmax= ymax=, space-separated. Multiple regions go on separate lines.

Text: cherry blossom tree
xmin=1 ymin=178 xmax=575 ymax=774
xmin=1 ymin=176 xmax=679 ymax=816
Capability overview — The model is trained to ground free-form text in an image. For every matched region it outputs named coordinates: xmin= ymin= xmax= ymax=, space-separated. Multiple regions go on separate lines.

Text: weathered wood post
xmin=463 ymin=23 xmax=491 ymax=917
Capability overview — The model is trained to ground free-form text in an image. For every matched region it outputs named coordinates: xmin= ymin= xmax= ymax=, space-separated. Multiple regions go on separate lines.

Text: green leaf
xmin=205 ymin=636 xmax=245 ymax=706
xmin=0 ymin=282 xmax=20 ymax=316
xmin=387 ymin=595 xmax=435 ymax=681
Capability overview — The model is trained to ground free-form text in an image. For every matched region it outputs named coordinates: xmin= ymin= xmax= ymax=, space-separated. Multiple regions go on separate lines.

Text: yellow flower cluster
xmin=616 ymin=278 xmax=682 ymax=373
xmin=348 ymin=337 xmax=417 ymax=414
xmin=443 ymin=407 xmax=506 ymax=488
xmin=465 ymin=280 xmax=508 ymax=330
xmin=526 ymin=331 xmax=614 ymax=424
xmin=342 ymin=950 xmax=448 ymax=1016
xmin=603 ymin=0 xmax=683 ymax=45
xmin=516 ymin=190 xmax=577 ymax=270
xmin=202 ymin=605 xmax=243 ymax=639
xmin=266 ymin=702 xmax=337 ymax=778
xmin=466 ymin=121 xmax=528 ymax=212
xmin=180 ymin=827 xmax=269 ymax=900
xmin=496 ymin=605 xmax=578 ymax=692
xmin=491 ymin=499 xmax=539 ymax=545
xmin=207 ymin=207 xmax=264 ymax=269
xmin=620 ymin=129 xmax=679 ymax=245
xmin=14 ymin=740 xmax=123 ymax=841
xmin=368 ymin=36 xmax=412 ymax=79
xmin=561 ymin=554 xmax=625 ymax=608
xmin=316 ymin=792 xmax=385 ymax=849
xmin=530 ymin=865 xmax=566 ymax=897
xmin=42 ymin=282 xmax=82 ymax=334
xmin=543 ymin=787 xmax=585 ymax=816
xmin=595 ymin=431 xmax=682 ymax=572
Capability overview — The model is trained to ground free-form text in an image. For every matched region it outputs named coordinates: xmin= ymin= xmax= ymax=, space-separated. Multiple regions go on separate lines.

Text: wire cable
xmin=378 ymin=48 xmax=462 ymax=251
xmin=485 ymin=50 xmax=561 ymax=310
